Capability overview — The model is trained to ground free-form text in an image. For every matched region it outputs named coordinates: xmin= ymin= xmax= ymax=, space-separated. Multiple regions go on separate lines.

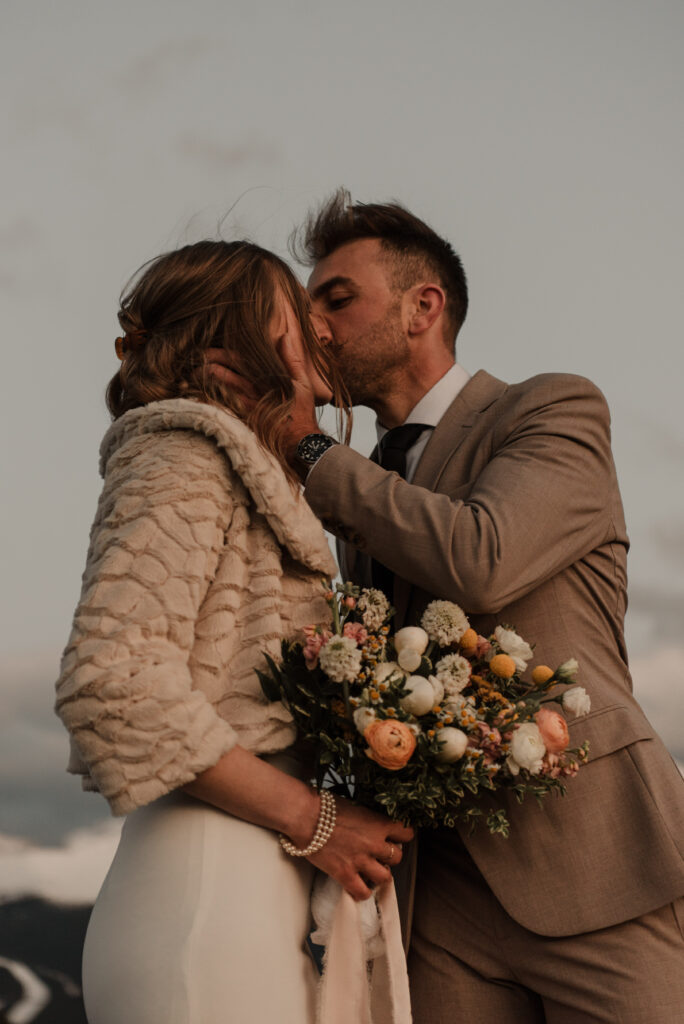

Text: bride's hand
xmin=296 ymin=798 xmax=414 ymax=901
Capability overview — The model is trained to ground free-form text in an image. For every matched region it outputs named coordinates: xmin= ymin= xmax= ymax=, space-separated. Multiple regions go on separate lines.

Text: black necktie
xmin=370 ymin=424 xmax=431 ymax=602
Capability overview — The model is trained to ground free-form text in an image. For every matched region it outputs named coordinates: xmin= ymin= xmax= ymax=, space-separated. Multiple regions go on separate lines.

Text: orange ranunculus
xmin=364 ymin=720 xmax=417 ymax=771
xmin=535 ymin=707 xmax=569 ymax=754
xmin=532 ymin=665 xmax=554 ymax=685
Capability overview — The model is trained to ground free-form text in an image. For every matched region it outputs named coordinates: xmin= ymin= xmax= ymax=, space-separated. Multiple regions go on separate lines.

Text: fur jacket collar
xmin=99 ymin=398 xmax=336 ymax=577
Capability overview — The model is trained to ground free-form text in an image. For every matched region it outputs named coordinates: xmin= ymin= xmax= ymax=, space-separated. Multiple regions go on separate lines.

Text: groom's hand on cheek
xmin=276 ymin=333 xmax=322 ymax=462
xmin=205 ymin=344 xmax=322 ymax=473
xmin=204 ymin=348 xmax=258 ymax=408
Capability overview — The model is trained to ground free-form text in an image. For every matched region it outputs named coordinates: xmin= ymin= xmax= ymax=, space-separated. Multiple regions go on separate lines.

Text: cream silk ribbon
xmin=317 ymin=879 xmax=413 ymax=1024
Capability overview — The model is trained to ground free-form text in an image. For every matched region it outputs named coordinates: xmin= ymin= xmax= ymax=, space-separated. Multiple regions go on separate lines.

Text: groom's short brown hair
xmin=292 ymin=188 xmax=469 ymax=342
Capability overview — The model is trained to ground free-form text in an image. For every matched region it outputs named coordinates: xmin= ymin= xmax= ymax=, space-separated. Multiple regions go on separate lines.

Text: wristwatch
xmin=295 ymin=433 xmax=338 ymax=467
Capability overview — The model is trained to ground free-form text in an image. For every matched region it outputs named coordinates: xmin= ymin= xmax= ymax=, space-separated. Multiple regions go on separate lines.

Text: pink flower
xmin=302 ymin=625 xmax=332 ymax=670
xmin=535 ymin=707 xmax=569 ymax=754
xmin=541 ymin=753 xmax=562 ymax=779
xmin=476 ymin=636 xmax=492 ymax=658
xmin=458 ymin=634 xmax=491 ymax=659
xmin=343 ymin=621 xmax=369 ymax=646
xmin=467 ymin=721 xmax=502 ymax=764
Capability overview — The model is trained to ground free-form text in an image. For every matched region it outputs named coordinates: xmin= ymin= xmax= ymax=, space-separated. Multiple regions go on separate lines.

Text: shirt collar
xmin=376 ymin=362 xmax=471 ymax=443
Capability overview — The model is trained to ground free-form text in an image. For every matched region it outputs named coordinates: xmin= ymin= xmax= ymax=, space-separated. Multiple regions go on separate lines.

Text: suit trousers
xmin=408 ymin=829 xmax=684 ymax=1023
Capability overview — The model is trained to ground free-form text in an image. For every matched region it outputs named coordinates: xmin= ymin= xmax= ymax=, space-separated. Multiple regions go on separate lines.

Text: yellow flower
xmin=489 ymin=654 xmax=516 ymax=679
xmin=532 ymin=665 xmax=554 ymax=685
xmin=459 ymin=628 xmax=478 ymax=650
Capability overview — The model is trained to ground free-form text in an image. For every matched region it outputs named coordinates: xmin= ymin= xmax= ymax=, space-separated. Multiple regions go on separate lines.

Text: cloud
xmin=0 ymin=820 xmax=122 ymax=905
xmin=630 ymin=646 xmax=684 ymax=760
xmin=176 ymin=133 xmax=279 ymax=171
xmin=627 ymin=588 xmax=684 ymax=651
xmin=117 ymin=37 xmax=214 ymax=94
xmin=1 ymin=649 xmax=111 ymax=845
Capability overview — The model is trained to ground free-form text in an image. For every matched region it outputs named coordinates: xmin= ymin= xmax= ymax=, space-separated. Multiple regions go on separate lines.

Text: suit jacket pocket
xmin=568 ymin=702 xmax=655 ymax=762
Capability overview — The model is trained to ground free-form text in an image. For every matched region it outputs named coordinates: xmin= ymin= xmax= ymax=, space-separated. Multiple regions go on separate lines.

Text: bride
xmin=54 ymin=239 xmax=413 ymax=1024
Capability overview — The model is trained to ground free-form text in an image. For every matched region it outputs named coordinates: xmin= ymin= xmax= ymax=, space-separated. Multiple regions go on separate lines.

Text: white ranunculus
xmin=397 ymin=648 xmax=422 ymax=672
xmin=399 ymin=676 xmax=436 ymax=717
xmin=319 ymin=635 xmax=363 ymax=683
xmin=428 ymin=675 xmax=445 ymax=704
xmin=374 ymin=661 xmax=404 ymax=684
xmin=494 ymin=627 xmax=534 ymax=673
xmin=562 ymin=686 xmax=591 ymax=717
xmin=435 ymin=727 xmax=469 ymax=762
xmin=435 ymin=653 xmax=472 ymax=695
xmin=353 ymin=707 xmax=377 ymax=734
xmin=394 ymin=626 xmax=429 ymax=654
xmin=509 ymin=722 xmax=546 ymax=775
xmin=420 ymin=601 xmax=470 ymax=646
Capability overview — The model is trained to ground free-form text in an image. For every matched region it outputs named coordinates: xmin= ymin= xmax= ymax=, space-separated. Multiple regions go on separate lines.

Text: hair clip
xmin=115 ymin=329 xmax=148 ymax=360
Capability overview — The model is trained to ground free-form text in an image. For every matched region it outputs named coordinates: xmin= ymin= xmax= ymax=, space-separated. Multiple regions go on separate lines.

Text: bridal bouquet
xmin=259 ymin=582 xmax=590 ymax=835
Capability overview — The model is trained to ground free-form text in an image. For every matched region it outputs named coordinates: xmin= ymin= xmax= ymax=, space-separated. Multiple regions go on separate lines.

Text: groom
xmin=280 ymin=191 xmax=684 ymax=1021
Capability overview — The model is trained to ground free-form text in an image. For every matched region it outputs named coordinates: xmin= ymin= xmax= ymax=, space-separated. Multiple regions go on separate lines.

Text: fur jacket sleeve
xmin=55 ymin=399 xmax=336 ymax=815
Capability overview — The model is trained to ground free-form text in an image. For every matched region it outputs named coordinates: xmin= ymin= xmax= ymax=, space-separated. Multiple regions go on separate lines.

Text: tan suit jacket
xmin=305 ymin=370 xmax=684 ymax=937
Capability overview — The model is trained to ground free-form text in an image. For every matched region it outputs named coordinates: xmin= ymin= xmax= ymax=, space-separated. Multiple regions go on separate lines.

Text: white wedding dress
xmin=82 ymin=755 xmax=317 ymax=1024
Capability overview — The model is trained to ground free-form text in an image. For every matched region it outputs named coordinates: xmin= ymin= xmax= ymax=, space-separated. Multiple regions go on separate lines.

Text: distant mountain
xmin=0 ymin=898 xmax=90 ymax=1023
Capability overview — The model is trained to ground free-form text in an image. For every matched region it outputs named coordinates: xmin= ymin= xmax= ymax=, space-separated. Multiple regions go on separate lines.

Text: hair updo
xmin=106 ymin=239 xmax=349 ymax=480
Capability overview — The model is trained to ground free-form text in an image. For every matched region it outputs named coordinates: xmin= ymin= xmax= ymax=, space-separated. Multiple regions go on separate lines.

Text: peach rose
xmin=535 ymin=707 xmax=569 ymax=754
xmin=365 ymin=719 xmax=417 ymax=771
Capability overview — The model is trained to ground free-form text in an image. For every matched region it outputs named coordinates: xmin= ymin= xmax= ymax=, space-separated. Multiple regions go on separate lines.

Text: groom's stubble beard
xmin=332 ymin=298 xmax=409 ymax=409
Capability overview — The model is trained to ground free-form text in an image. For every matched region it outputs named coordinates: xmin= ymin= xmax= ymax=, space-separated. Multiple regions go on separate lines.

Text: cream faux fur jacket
xmin=55 ymin=399 xmax=336 ymax=816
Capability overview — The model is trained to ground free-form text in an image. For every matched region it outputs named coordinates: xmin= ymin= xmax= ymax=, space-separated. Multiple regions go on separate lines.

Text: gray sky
xmin=1 ymin=0 xmax=683 ymax=895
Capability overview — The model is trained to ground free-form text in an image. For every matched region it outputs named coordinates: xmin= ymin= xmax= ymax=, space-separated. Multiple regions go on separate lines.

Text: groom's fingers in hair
xmin=204 ymin=350 xmax=258 ymax=403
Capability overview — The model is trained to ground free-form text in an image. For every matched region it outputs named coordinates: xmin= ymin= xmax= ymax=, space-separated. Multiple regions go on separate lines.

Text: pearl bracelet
xmin=279 ymin=789 xmax=336 ymax=857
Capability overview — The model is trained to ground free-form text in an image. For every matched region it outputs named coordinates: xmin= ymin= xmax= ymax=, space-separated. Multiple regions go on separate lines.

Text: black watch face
xmin=297 ymin=434 xmax=334 ymax=464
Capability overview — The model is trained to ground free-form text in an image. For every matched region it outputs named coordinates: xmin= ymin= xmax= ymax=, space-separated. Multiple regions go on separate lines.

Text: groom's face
xmin=307 ymin=238 xmax=409 ymax=406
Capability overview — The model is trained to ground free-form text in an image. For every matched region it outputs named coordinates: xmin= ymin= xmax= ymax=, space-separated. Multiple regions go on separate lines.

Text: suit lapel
xmin=392 ymin=371 xmax=507 ymax=624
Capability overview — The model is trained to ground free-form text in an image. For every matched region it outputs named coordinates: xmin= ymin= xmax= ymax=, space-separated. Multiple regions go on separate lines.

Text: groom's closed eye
xmin=326 ymin=293 xmax=353 ymax=310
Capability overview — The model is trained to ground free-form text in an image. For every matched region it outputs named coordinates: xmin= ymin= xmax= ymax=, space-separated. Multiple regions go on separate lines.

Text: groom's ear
xmin=405 ymin=283 xmax=446 ymax=337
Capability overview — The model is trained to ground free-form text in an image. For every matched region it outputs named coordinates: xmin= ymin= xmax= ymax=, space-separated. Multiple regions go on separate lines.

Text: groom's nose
xmin=311 ymin=313 xmax=332 ymax=346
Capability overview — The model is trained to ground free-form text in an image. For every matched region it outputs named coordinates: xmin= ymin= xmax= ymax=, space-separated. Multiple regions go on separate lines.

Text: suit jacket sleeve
xmin=304 ymin=376 xmax=617 ymax=613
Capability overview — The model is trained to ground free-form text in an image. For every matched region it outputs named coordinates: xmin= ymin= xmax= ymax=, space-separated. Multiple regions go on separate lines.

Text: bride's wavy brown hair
xmin=107 ymin=240 xmax=351 ymax=482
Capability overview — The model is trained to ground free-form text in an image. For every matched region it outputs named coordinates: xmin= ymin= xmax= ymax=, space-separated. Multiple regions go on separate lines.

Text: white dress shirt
xmin=375 ymin=362 xmax=471 ymax=483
